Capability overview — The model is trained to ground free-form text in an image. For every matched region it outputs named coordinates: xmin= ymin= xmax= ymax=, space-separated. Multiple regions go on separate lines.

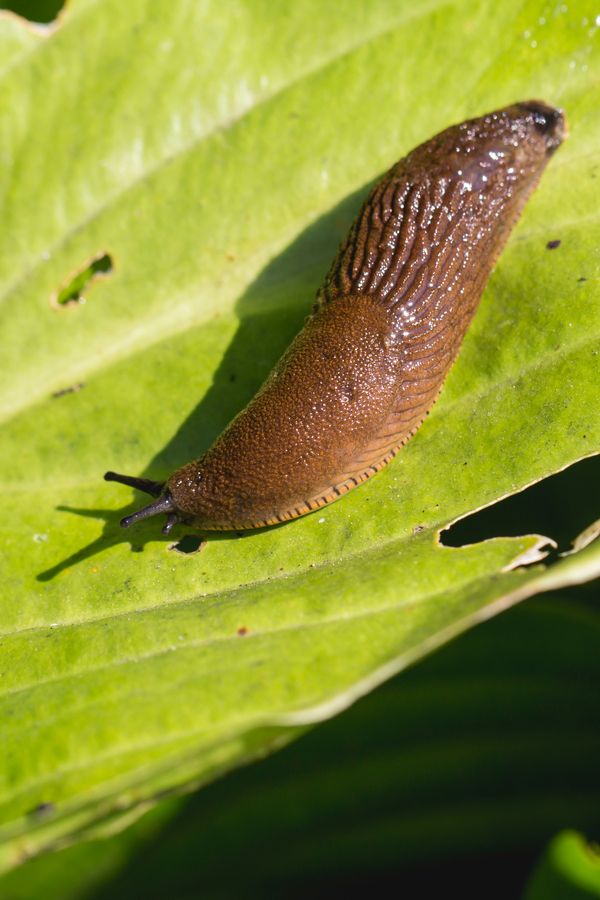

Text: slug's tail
xmin=104 ymin=471 xmax=182 ymax=535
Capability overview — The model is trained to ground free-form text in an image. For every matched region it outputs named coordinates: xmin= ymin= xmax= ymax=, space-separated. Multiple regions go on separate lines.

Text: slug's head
xmin=419 ymin=99 xmax=567 ymax=201
xmin=104 ymin=471 xmax=188 ymax=535
xmin=514 ymin=99 xmax=567 ymax=153
xmin=494 ymin=99 xmax=566 ymax=189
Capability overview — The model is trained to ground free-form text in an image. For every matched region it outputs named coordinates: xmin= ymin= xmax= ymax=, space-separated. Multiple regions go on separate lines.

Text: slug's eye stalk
xmin=104 ymin=471 xmax=182 ymax=533
xmin=104 ymin=471 xmax=164 ymax=498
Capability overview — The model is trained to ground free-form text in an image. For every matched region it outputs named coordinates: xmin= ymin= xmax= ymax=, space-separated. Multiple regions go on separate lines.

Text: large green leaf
xmin=1 ymin=592 xmax=599 ymax=899
xmin=0 ymin=0 xmax=599 ymax=867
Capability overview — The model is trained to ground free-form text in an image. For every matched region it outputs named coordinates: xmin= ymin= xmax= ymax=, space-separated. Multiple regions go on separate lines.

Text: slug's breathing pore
xmin=105 ymin=100 xmax=566 ymax=534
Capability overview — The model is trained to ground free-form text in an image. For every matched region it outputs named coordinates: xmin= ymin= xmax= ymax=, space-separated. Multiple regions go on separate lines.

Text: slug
xmin=105 ymin=100 xmax=566 ymax=534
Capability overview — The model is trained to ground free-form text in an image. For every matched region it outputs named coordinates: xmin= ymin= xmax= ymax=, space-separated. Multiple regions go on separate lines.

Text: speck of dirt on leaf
xmin=52 ymin=382 xmax=85 ymax=399
xmin=28 ymin=802 xmax=56 ymax=819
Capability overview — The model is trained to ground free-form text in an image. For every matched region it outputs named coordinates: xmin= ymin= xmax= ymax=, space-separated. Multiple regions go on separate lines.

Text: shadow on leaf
xmin=37 ymin=185 xmax=371 ymax=581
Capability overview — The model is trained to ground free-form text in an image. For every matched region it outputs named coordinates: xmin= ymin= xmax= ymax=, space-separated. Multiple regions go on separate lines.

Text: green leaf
xmin=525 ymin=832 xmax=600 ymax=899
xmin=0 ymin=0 xmax=599 ymax=867
xmin=1 ymin=593 xmax=599 ymax=899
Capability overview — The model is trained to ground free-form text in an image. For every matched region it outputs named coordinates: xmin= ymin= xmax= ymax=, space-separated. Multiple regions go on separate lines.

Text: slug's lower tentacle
xmin=161 ymin=513 xmax=182 ymax=536
xmin=119 ymin=491 xmax=176 ymax=529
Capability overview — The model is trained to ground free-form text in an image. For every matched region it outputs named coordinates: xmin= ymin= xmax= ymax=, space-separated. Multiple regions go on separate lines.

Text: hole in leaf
xmin=168 ymin=536 xmax=206 ymax=555
xmin=3 ymin=1 xmax=65 ymax=24
xmin=52 ymin=252 xmax=113 ymax=308
xmin=441 ymin=455 xmax=600 ymax=554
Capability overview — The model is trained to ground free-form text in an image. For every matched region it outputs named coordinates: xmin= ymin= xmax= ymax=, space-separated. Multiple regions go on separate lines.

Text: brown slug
xmin=105 ymin=100 xmax=566 ymax=534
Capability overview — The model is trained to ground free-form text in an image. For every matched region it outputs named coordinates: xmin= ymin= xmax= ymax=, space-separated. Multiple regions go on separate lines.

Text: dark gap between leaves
xmin=3 ymin=0 xmax=65 ymax=23
xmin=442 ymin=454 xmax=600 ymax=554
xmin=53 ymin=252 xmax=113 ymax=307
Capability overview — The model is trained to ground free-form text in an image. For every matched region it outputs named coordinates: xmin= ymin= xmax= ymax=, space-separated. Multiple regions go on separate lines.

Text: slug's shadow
xmin=38 ymin=185 xmax=372 ymax=581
